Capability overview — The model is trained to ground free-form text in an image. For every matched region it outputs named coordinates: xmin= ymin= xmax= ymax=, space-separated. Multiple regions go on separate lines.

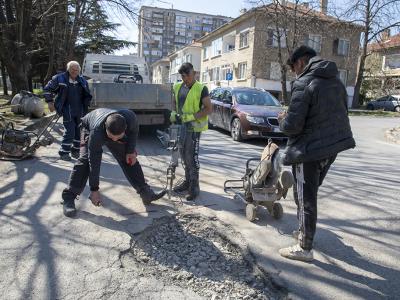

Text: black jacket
xmin=81 ymin=108 xmax=139 ymax=190
xmin=279 ymin=57 xmax=356 ymax=165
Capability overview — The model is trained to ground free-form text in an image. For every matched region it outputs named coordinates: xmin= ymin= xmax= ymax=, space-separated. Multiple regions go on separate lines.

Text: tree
xmin=248 ymin=0 xmax=323 ymax=104
xmin=0 ymin=59 xmax=8 ymax=95
xmin=339 ymin=0 xmax=400 ymax=108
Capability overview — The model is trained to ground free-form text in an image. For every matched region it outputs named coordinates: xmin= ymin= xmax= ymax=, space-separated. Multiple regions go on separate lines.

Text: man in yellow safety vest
xmin=170 ymin=63 xmax=212 ymax=201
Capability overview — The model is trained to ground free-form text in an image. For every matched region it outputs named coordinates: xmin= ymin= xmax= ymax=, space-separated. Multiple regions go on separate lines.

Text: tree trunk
xmin=0 ymin=60 xmax=8 ymax=96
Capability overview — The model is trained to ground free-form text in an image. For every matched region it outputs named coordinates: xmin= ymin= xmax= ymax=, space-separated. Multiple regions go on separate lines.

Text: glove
xmin=170 ymin=111 xmax=177 ymax=123
xmin=181 ymin=113 xmax=196 ymax=123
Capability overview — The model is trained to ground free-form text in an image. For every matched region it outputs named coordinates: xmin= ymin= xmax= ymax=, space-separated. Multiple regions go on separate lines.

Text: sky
xmin=112 ymin=0 xmax=251 ymax=55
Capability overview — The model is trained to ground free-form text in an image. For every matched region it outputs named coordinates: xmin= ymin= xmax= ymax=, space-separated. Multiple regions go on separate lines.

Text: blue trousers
xmin=60 ymin=116 xmax=81 ymax=156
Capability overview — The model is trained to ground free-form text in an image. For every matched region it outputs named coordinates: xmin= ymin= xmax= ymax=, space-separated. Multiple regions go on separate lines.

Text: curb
xmin=385 ymin=127 xmax=400 ymax=144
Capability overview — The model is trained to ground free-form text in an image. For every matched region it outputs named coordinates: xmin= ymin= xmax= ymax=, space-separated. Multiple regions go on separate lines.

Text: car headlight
xmin=246 ymin=116 xmax=264 ymax=124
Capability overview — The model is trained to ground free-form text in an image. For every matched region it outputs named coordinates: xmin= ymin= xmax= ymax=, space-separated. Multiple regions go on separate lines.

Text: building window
xmin=238 ymin=62 xmax=247 ymax=79
xmin=338 ymin=39 xmax=350 ymax=56
xmin=239 ymin=30 xmax=249 ymax=48
xmin=184 ymin=54 xmax=192 ymax=63
xmin=92 ymin=62 xmax=99 ymax=74
xmin=203 ymin=47 xmax=209 ymax=59
xmin=308 ymin=34 xmax=322 ymax=53
xmin=202 ymin=71 xmax=209 ymax=82
xmin=221 ymin=64 xmax=232 ymax=81
xmin=194 ymin=25 xmax=202 ymax=31
xmin=267 ymin=28 xmax=287 ymax=48
xmin=383 ymin=54 xmax=400 ymax=70
xmin=210 ymin=66 xmax=220 ymax=81
xmin=338 ymin=69 xmax=348 ymax=85
xmin=211 ymin=37 xmax=222 ymax=57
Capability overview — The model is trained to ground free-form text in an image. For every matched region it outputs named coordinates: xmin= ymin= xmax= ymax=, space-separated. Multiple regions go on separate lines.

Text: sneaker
xmin=173 ymin=180 xmax=189 ymax=193
xmin=71 ymin=151 xmax=80 ymax=159
xmin=140 ymin=186 xmax=167 ymax=205
xmin=59 ymin=153 xmax=72 ymax=161
xmin=279 ymin=244 xmax=313 ymax=262
xmin=63 ymin=198 xmax=76 ymax=217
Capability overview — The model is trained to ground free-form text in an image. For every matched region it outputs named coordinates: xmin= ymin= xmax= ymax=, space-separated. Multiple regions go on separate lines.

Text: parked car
xmin=367 ymin=95 xmax=400 ymax=112
xmin=208 ymin=87 xmax=286 ymax=141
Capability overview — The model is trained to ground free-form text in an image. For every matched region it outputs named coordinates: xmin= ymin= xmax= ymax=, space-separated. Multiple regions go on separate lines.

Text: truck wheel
xmin=272 ymin=202 xmax=283 ymax=220
xmin=367 ymin=104 xmax=374 ymax=110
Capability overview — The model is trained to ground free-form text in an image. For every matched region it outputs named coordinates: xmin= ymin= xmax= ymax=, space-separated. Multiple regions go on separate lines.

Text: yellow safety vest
xmin=173 ymin=81 xmax=208 ymax=132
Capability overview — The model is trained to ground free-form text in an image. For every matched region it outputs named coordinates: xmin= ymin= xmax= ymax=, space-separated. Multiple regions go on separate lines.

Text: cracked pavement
xmin=0 ymin=116 xmax=399 ymax=299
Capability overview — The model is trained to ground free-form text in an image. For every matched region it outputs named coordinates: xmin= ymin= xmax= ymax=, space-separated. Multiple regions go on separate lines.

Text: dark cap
xmin=287 ymin=45 xmax=317 ymax=66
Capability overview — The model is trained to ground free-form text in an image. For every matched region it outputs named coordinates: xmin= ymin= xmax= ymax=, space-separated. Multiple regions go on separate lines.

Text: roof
xmin=369 ymin=33 xmax=400 ymax=51
xmin=198 ymin=3 xmax=362 ymax=42
xmin=167 ymin=42 xmax=202 ymax=58
xmin=150 ymin=57 xmax=170 ymax=68
xmin=139 ymin=5 xmax=233 ymax=19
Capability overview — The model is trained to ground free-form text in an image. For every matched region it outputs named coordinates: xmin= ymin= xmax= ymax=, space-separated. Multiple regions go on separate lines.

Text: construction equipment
xmin=224 ymin=140 xmax=294 ymax=221
xmin=0 ymin=114 xmax=59 ymax=161
xmin=157 ymin=122 xmax=185 ymax=200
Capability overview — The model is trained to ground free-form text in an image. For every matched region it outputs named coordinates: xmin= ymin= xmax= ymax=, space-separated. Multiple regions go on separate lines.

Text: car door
xmin=209 ymin=88 xmax=224 ymax=128
xmin=376 ymin=96 xmax=387 ymax=109
xmin=385 ymin=96 xmax=396 ymax=111
xmin=221 ymin=90 xmax=233 ymax=130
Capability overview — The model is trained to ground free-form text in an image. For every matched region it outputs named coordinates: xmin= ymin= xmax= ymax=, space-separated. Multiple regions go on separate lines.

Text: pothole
xmin=120 ymin=214 xmax=286 ymax=299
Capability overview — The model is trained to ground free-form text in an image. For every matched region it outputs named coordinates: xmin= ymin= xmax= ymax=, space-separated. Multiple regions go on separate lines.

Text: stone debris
xmin=122 ymin=214 xmax=285 ymax=299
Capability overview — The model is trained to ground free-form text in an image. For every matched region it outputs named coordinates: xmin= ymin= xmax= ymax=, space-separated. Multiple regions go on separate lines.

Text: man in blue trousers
xmin=44 ymin=61 xmax=92 ymax=161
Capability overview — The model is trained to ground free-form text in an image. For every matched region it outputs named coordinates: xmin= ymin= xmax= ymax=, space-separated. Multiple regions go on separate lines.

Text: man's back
xmin=281 ymin=57 xmax=355 ymax=165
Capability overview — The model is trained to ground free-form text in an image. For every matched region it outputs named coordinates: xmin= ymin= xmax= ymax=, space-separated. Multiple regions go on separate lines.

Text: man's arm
xmin=194 ymin=87 xmax=212 ymax=119
xmin=279 ymin=84 xmax=311 ymax=136
xmin=126 ymin=113 xmax=139 ymax=154
xmin=87 ymin=130 xmax=104 ymax=191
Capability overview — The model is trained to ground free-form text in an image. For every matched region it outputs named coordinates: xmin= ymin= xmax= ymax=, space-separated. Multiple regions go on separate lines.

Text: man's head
xmin=287 ymin=45 xmax=317 ymax=76
xmin=178 ymin=62 xmax=196 ymax=86
xmin=67 ymin=61 xmax=81 ymax=80
xmin=105 ymin=113 xmax=127 ymax=141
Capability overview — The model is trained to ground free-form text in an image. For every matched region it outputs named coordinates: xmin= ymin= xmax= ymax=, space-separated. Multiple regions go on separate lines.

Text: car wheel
xmin=231 ymin=118 xmax=243 ymax=142
xmin=366 ymin=104 xmax=374 ymax=110
xmin=395 ymin=106 xmax=400 ymax=113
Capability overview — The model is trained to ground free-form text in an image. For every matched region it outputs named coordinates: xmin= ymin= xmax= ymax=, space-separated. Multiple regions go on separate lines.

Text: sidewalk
xmin=385 ymin=126 xmax=400 ymax=144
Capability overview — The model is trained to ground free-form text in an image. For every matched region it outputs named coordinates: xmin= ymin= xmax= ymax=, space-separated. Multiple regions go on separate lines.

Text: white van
xmin=82 ymin=54 xmax=150 ymax=84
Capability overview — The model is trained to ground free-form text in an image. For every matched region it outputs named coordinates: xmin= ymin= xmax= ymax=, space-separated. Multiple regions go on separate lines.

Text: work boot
xmin=71 ymin=151 xmax=80 ymax=159
xmin=140 ymin=186 xmax=166 ymax=205
xmin=186 ymin=180 xmax=200 ymax=201
xmin=279 ymin=244 xmax=313 ymax=262
xmin=59 ymin=153 xmax=72 ymax=161
xmin=62 ymin=189 xmax=77 ymax=217
xmin=173 ymin=179 xmax=189 ymax=193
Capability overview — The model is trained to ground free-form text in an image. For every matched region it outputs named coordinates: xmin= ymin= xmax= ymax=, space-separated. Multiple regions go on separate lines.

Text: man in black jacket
xmin=44 ymin=61 xmax=92 ymax=161
xmin=278 ymin=46 xmax=355 ymax=262
xmin=61 ymin=108 xmax=166 ymax=217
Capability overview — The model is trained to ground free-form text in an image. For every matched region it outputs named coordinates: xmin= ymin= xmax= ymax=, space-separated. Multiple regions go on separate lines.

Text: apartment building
xmin=138 ymin=6 xmax=232 ymax=67
xmin=365 ymin=31 xmax=400 ymax=97
xmin=151 ymin=58 xmax=170 ymax=84
xmin=168 ymin=42 xmax=202 ymax=83
xmin=198 ymin=1 xmax=362 ymax=106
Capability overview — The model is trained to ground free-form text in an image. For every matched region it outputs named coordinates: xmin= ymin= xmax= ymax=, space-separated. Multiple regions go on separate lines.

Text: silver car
xmin=367 ymin=95 xmax=400 ymax=112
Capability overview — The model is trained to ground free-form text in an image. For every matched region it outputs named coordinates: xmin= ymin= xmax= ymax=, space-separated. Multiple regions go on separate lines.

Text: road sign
xmin=226 ymin=72 xmax=233 ymax=81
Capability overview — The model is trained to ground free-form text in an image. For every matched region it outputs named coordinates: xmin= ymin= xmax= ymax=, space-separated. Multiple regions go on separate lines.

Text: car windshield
xmin=234 ymin=90 xmax=281 ymax=106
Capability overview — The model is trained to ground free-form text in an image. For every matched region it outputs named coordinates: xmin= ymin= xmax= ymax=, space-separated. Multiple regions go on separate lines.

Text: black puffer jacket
xmin=279 ymin=57 xmax=356 ymax=165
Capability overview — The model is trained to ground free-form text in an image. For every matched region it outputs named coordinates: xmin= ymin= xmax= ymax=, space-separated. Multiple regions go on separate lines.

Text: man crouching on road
xmin=61 ymin=108 xmax=166 ymax=217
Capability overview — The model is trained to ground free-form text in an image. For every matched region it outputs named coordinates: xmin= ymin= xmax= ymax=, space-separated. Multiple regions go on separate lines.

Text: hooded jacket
xmin=279 ymin=57 xmax=355 ymax=165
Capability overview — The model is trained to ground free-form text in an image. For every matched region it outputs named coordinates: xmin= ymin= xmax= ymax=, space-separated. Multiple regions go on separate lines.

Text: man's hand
xmin=89 ymin=191 xmax=102 ymax=206
xmin=181 ymin=113 xmax=195 ymax=123
xmin=170 ymin=111 xmax=177 ymax=123
xmin=126 ymin=151 xmax=137 ymax=166
xmin=278 ymin=110 xmax=287 ymax=122
xmin=48 ymin=102 xmax=55 ymax=112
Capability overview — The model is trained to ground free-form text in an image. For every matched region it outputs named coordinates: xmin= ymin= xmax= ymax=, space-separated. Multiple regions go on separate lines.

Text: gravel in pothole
xmin=122 ymin=214 xmax=285 ymax=299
